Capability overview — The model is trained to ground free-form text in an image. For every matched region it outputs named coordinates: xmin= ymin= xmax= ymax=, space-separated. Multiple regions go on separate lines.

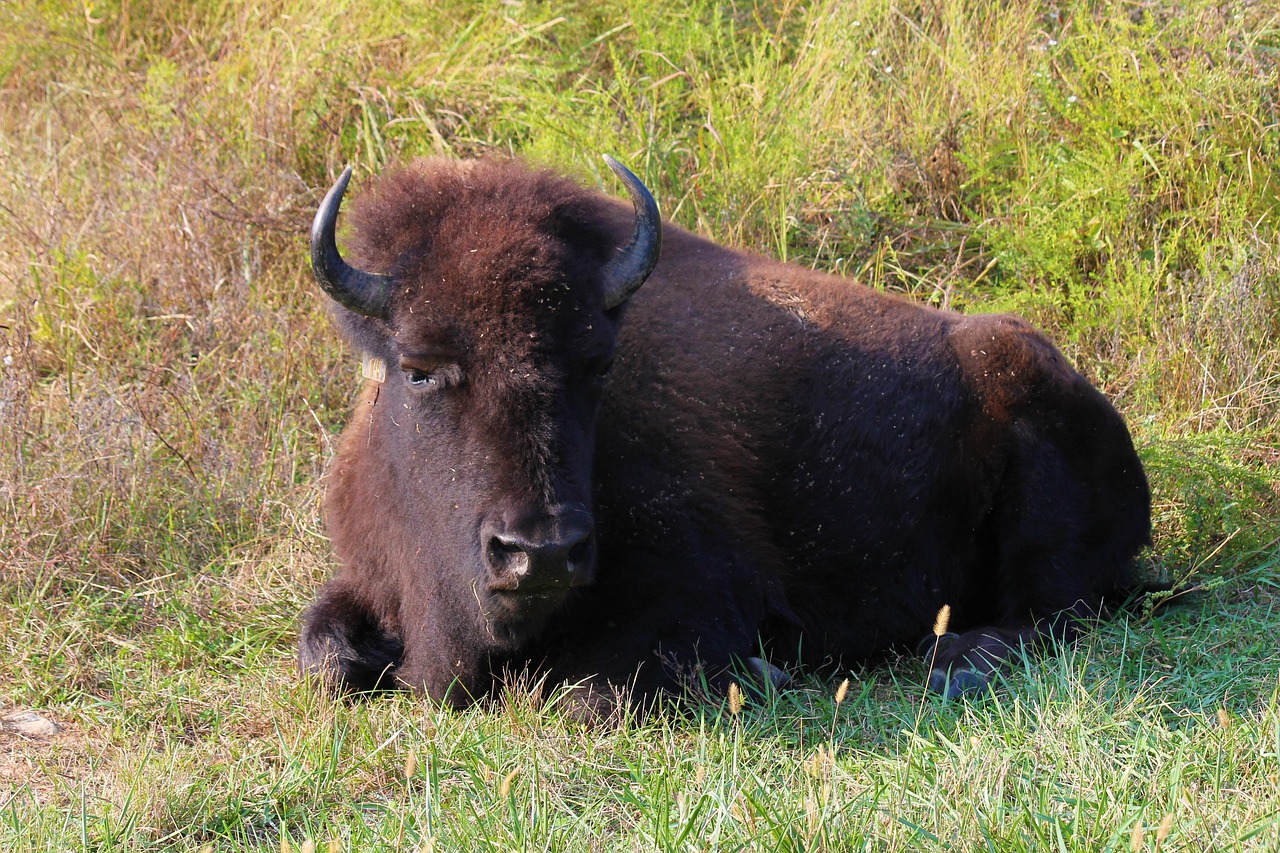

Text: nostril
xmin=484 ymin=511 xmax=595 ymax=590
xmin=488 ymin=536 xmax=531 ymax=577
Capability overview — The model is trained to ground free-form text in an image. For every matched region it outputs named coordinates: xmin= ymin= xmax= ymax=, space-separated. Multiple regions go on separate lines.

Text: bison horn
xmin=310 ymin=165 xmax=394 ymax=318
xmin=600 ymin=155 xmax=662 ymax=310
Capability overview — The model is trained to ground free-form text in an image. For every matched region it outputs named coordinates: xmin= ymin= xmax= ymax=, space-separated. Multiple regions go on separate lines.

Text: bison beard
xmin=297 ymin=155 xmax=1152 ymax=715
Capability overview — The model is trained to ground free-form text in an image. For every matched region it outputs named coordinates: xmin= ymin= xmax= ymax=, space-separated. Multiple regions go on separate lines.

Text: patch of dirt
xmin=0 ymin=709 xmax=95 ymax=808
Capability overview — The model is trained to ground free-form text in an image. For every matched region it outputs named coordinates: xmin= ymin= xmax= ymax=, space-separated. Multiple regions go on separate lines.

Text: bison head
xmin=309 ymin=157 xmax=660 ymax=677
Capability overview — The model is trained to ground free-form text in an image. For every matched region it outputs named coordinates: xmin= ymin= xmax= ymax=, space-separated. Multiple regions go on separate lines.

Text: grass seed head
xmin=933 ymin=604 xmax=951 ymax=637
xmin=728 ymin=681 xmax=743 ymax=715
xmin=500 ymin=767 xmax=520 ymax=798
xmin=835 ymin=677 xmax=850 ymax=705
xmin=1156 ymin=812 xmax=1174 ymax=845
xmin=805 ymin=744 xmax=832 ymax=778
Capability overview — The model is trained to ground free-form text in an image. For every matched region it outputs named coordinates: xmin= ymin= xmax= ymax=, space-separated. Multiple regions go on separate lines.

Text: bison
xmin=298 ymin=154 xmax=1151 ymax=714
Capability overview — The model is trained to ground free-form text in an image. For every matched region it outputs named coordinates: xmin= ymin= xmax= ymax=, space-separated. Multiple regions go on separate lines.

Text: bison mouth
xmin=479 ymin=582 xmax=583 ymax=647
xmin=486 ymin=560 xmax=591 ymax=607
xmin=485 ymin=552 xmax=593 ymax=629
xmin=493 ymin=586 xmax=569 ymax=608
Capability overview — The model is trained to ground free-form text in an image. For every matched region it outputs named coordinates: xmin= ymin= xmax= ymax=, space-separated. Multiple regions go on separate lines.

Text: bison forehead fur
xmin=340 ymin=159 xmax=622 ymax=366
xmin=299 ymin=156 xmax=1152 ymax=714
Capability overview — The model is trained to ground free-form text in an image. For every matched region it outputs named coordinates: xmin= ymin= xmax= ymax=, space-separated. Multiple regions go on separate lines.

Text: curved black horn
xmin=600 ymin=155 xmax=662 ymax=310
xmin=310 ymin=166 xmax=394 ymax=318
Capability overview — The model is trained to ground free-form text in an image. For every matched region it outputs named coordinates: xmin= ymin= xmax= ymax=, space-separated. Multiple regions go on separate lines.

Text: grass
xmin=1 ymin=0 xmax=1278 ymax=849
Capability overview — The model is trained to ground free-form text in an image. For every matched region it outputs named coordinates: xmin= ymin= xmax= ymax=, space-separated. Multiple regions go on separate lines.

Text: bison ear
xmin=600 ymin=155 xmax=662 ymax=310
xmin=311 ymin=166 xmax=395 ymax=319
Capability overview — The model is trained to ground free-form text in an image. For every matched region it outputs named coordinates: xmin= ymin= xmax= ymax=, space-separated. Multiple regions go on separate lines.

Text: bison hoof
xmin=744 ymin=656 xmax=792 ymax=691
xmin=916 ymin=631 xmax=961 ymax=660
xmin=927 ymin=666 xmax=991 ymax=701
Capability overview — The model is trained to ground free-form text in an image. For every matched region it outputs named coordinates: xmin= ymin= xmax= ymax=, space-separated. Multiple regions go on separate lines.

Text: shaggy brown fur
xmin=299 ymin=157 xmax=1151 ymax=713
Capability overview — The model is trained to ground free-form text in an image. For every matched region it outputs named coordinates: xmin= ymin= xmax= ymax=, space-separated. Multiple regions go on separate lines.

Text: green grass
xmin=1 ymin=0 xmax=1278 ymax=849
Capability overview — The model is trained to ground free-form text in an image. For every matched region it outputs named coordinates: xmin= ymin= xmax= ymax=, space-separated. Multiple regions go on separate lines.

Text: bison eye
xmin=586 ymin=357 xmax=615 ymax=389
xmin=401 ymin=360 xmax=461 ymax=391
xmin=405 ymin=369 xmax=437 ymax=388
xmin=590 ymin=357 xmax=615 ymax=379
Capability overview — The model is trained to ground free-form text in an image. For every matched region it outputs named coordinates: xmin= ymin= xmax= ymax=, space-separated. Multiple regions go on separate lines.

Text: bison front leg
xmin=299 ymin=577 xmax=404 ymax=694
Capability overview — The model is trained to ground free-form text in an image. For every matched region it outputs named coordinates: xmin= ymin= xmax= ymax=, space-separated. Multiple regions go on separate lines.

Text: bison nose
xmin=484 ymin=513 xmax=594 ymax=592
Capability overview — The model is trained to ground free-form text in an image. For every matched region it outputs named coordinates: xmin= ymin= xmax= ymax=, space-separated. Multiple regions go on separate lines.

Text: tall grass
xmin=1 ymin=0 xmax=1278 ymax=849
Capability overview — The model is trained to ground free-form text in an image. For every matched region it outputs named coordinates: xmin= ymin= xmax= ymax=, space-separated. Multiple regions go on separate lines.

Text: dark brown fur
xmin=299 ymin=157 xmax=1151 ymax=711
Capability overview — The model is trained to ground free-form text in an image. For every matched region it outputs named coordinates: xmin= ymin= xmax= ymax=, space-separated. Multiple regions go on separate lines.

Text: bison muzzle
xmin=298 ymin=154 xmax=1152 ymax=714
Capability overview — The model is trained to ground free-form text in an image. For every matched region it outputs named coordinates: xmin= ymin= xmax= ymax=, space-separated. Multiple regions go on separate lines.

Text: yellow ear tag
xmin=360 ymin=353 xmax=387 ymax=383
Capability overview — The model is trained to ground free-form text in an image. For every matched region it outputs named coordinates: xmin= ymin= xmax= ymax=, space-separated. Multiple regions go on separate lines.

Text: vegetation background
xmin=1 ymin=0 xmax=1278 ymax=849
